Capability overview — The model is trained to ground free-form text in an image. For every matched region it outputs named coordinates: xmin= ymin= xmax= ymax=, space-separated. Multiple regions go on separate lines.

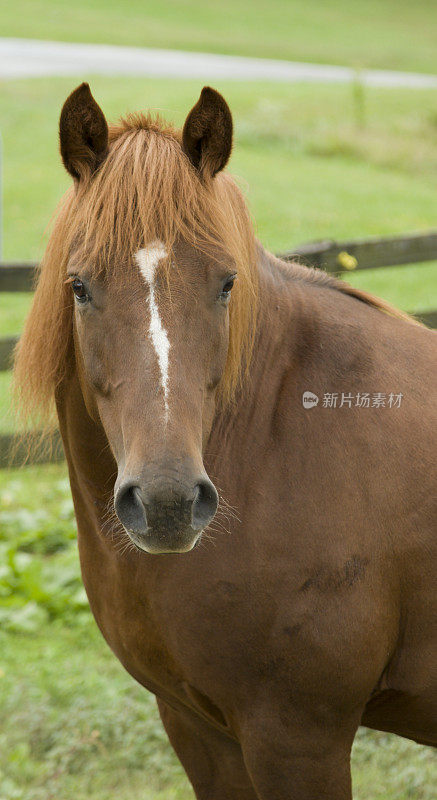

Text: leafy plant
xmin=0 ymin=468 xmax=88 ymax=631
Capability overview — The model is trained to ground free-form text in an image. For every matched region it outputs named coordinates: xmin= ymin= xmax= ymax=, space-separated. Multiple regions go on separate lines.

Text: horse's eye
xmin=72 ymin=278 xmax=89 ymax=303
xmin=219 ymin=276 xmax=236 ymax=301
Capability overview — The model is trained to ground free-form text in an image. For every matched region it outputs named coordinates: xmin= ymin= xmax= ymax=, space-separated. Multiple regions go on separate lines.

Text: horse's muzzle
xmin=114 ymin=476 xmax=218 ymax=554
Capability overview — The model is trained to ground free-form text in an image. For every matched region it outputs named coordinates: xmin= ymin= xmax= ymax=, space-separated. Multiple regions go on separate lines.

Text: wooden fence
xmin=1 ymin=230 xmax=437 ymax=466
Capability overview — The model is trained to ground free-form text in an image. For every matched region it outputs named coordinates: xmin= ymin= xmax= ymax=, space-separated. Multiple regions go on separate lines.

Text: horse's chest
xmin=80 ymin=547 xmax=181 ymax=686
xmin=79 ymin=537 xmax=261 ymax=706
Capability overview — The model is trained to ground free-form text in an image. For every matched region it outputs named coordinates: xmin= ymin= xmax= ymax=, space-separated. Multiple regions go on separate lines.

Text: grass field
xmin=3 ymin=77 xmax=437 ymax=260
xmin=1 ymin=0 xmax=437 ymax=74
xmin=1 ymin=7 xmax=437 ymax=798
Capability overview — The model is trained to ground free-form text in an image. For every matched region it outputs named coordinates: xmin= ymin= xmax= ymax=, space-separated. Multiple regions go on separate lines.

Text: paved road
xmin=1 ymin=37 xmax=437 ymax=88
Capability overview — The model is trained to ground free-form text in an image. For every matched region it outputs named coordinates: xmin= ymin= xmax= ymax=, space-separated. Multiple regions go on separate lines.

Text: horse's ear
xmin=59 ymin=83 xmax=108 ymax=181
xmin=182 ymin=87 xmax=233 ymax=178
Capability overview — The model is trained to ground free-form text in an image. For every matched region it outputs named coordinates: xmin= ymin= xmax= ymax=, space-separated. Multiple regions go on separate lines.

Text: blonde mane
xmin=14 ymin=113 xmax=258 ymax=432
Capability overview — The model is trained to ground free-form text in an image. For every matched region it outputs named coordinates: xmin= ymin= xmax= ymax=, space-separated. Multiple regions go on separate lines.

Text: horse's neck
xmin=57 ymin=369 xmax=117 ymax=507
xmin=206 ymin=247 xmax=304 ymax=474
xmin=236 ymin=246 xmax=304 ymax=409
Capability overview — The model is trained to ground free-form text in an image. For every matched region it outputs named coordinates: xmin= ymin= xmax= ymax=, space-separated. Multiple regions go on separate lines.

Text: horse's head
xmin=68 ymin=233 xmax=232 ymax=554
xmin=55 ymin=84 xmax=256 ymax=554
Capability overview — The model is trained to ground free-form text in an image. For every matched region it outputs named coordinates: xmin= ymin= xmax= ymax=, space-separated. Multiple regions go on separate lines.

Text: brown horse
xmin=15 ymin=83 xmax=436 ymax=799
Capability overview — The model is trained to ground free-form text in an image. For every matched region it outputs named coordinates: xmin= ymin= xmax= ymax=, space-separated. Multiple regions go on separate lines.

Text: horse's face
xmin=61 ymin=84 xmax=236 ymax=554
xmin=70 ymin=240 xmax=234 ymax=553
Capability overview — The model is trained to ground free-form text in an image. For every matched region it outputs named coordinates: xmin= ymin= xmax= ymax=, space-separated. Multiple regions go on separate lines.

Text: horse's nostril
xmin=192 ymin=479 xmax=219 ymax=531
xmin=115 ymin=483 xmax=148 ymax=534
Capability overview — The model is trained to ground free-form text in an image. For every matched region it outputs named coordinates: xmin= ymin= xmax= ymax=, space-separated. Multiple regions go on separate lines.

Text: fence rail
xmin=0 ymin=262 xmax=35 ymax=292
xmin=0 ymin=431 xmax=64 ymax=470
xmin=279 ymin=230 xmax=437 ymax=272
xmin=1 ymin=229 xmax=436 ymax=467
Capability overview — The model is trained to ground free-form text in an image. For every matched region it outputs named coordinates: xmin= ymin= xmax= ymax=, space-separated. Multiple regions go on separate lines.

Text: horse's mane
xmin=276 ymin=257 xmax=420 ymax=325
xmin=14 ymin=112 xmax=258 ymax=432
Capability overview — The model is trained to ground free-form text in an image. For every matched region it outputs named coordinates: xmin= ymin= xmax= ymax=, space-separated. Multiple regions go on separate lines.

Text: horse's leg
xmin=239 ymin=708 xmax=357 ymax=800
xmin=157 ymin=698 xmax=259 ymax=800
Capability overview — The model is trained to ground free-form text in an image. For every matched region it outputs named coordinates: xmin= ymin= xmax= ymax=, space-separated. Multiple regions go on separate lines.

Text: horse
xmin=14 ymin=83 xmax=436 ymax=799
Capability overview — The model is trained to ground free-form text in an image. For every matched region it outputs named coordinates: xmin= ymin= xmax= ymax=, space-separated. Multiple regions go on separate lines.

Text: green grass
xmin=0 ymin=373 xmax=14 ymax=433
xmin=0 ymin=294 xmax=31 ymax=336
xmin=0 ymin=464 xmax=436 ymax=800
xmin=1 ymin=0 xmax=437 ymax=74
xmin=1 ymin=78 xmax=437 ymax=268
xmin=3 ymin=77 xmax=437 ymax=261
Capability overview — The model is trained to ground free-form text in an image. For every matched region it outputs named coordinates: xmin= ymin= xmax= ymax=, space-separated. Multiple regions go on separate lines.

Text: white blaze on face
xmin=135 ymin=242 xmax=170 ymax=422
